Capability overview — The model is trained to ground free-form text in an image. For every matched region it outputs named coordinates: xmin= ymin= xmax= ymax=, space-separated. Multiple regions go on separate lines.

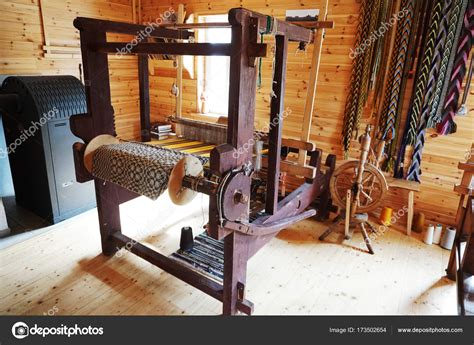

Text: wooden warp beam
xmin=91 ymin=142 xmax=208 ymax=200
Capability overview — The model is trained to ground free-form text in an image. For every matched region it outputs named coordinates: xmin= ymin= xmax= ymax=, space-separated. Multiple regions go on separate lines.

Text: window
xmin=197 ymin=14 xmax=231 ymax=116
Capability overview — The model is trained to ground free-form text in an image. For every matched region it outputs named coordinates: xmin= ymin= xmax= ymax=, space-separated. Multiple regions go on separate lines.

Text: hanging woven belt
xmin=394 ymin=0 xmax=435 ymax=178
xmin=403 ymin=0 xmax=445 ymax=148
xmin=378 ymin=0 xmax=422 ymax=172
xmin=405 ymin=0 xmax=449 ymax=182
xmin=378 ymin=0 xmax=417 ymax=142
xmin=437 ymin=3 xmax=474 ymax=135
xmin=342 ymin=0 xmax=374 ymax=158
xmin=428 ymin=0 xmax=469 ymax=128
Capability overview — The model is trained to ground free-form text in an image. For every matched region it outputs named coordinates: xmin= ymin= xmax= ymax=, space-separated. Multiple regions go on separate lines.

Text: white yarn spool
xmin=433 ymin=224 xmax=443 ymax=245
xmin=424 ymin=224 xmax=434 ymax=245
xmin=440 ymin=226 xmax=456 ymax=250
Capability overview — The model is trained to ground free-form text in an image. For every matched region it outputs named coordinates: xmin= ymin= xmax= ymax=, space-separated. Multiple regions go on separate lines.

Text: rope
xmin=406 ymin=0 xmax=450 ymax=182
xmin=437 ymin=4 xmax=474 ymax=135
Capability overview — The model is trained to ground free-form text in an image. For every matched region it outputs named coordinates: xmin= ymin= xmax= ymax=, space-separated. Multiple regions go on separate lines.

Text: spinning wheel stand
xmin=319 ymin=189 xmax=376 ymax=254
xmin=319 ymin=125 xmax=388 ymax=255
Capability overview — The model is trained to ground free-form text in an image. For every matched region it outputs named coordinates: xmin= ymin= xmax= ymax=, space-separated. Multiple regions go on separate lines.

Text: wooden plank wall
xmin=142 ymin=0 xmax=473 ymax=227
xmin=0 ymin=0 xmax=140 ymax=139
xmin=0 ymin=0 xmax=471 ymax=227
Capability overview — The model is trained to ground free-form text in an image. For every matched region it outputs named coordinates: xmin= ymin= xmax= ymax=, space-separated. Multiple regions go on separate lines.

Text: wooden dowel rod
xmin=298 ymin=0 xmax=329 ymax=165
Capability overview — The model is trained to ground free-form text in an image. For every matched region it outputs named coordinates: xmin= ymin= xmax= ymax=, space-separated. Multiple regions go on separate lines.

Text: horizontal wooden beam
xmin=112 ymin=232 xmax=252 ymax=315
xmin=112 ymin=233 xmax=222 ymax=298
xmin=161 ymin=22 xmax=232 ymax=29
xmin=282 ymin=138 xmax=315 ymax=152
xmin=262 ymin=157 xmax=316 ymax=179
xmin=74 ymin=17 xmax=194 ymax=40
xmin=161 ymin=21 xmax=335 ymax=31
xmin=90 ymin=42 xmax=266 ymax=57
xmin=289 ymin=21 xmax=335 ymax=29
xmin=229 ymin=8 xmax=313 ymax=43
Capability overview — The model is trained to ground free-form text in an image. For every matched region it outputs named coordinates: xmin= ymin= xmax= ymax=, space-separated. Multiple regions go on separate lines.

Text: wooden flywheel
xmin=330 ymin=160 xmax=388 ymax=214
xmin=330 ymin=125 xmax=388 ymax=214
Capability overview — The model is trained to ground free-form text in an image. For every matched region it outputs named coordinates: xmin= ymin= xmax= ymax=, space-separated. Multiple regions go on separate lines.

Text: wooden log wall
xmin=1 ymin=0 xmax=472 ymax=227
xmin=142 ymin=0 xmax=473 ymax=227
xmin=0 ymin=0 xmax=141 ymax=139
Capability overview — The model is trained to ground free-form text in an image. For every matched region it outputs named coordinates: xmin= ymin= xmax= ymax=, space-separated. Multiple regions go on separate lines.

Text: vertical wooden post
xmin=266 ymin=35 xmax=288 ymax=215
xmin=95 ymin=181 xmax=123 ymax=256
xmin=226 ymin=10 xmax=258 ymax=166
xmin=407 ymin=190 xmax=414 ymax=236
xmin=223 ymin=231 xmax=248 ymax=315
xmin=345 ymin=189 xmax=351 ymax=239
xmin=138 ymin=54 xmax=151 ymax=141
xmin=79 ymin=28 xmax=122 ymax=255
xmin=220 ymin=9 xmax=258 ymax=314
xmin=79 ymin=30 xmax=115 ymax=138
xmin=298 ymin=0 xmax=329 ymax=165
xmin=176 ymin=4 xmax=185 ymax=118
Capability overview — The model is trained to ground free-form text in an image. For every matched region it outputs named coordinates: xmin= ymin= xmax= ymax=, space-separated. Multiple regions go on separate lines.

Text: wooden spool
xmin=83 ymin=134 xmax=121 ymax=173
xmin=168 ymin=156 xmax=204 ymax=205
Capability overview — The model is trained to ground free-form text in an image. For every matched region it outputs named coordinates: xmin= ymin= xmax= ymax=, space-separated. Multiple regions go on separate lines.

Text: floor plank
xmin=0 ymin=194 xmax=457 ymax=315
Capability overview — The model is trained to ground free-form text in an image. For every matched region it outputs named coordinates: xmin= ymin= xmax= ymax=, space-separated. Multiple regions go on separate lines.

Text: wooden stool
xmin=384 ymin=175 xmax=420 ymax=236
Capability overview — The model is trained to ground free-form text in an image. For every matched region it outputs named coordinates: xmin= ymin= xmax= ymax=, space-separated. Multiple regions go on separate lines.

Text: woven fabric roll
xmin=92 ymin=142 xmax=208 ymax=200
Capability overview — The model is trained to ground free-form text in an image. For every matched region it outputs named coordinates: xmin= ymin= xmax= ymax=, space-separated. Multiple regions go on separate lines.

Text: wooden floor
xmin=0 ymin=194 xmax=456 ymax=315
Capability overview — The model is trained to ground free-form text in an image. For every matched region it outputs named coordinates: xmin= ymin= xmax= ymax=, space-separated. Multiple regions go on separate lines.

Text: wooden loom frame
xmin=71 ymin=8 xmax=336 ymax=315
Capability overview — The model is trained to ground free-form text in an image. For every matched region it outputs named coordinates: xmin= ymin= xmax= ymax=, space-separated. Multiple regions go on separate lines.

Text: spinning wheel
xmin=320 ymin=125 xmax=388 ymax=255
xmin=330 ymin=160 xmax=387 ymax=214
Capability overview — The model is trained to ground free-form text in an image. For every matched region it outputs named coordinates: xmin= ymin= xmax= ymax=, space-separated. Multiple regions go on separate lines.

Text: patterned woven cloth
xmin=92 ymin=142 xmax=208 ymax=200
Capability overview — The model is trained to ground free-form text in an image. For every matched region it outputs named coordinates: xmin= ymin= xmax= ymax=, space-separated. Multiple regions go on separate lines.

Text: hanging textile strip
xmin=394 ymin=0 xmax=434 ymax=178
xmin=354 ymin=0 xmax=385 ymax=136
xmin=429 ymin=0 xmax=470 ymax=127
xmin=378 ymin=0 xmax=417 ymax=142
xmin=437 ymin=4 xmax=474 ymax=135
xmin=404 ymin=0 xmax=445 ymax=146
xmin=342 ymin=0 xmax=375 ymax=157
xmin=382 ymin=0 xmax=428 ymax=173
xmin=369 ymin=0 xmax=392 ymax=93
xmin=406 ymin=0 xmax=451 ymax=182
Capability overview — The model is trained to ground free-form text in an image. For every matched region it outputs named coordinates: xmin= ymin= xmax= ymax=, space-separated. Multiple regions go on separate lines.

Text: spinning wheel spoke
xmin=330 ymin=160 xmax=388 ymax=213
xmin=360 ymin=189 xmax=373 ymax=202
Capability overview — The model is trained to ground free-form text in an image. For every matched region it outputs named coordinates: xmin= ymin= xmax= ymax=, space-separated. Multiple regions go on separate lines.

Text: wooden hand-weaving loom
xmin=71 ymin=8 xmax=336 ymax=315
